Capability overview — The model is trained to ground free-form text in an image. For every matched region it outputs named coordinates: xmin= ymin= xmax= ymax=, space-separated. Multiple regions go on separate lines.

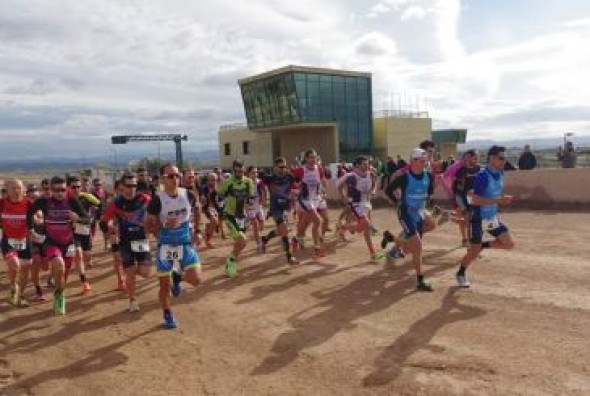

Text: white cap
xmin=411 ymin=148 xmax=427 ymax=160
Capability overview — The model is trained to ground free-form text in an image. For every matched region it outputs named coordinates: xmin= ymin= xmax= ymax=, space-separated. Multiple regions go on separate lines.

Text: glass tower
xmin=239 ymin=66 xmax=373 ymax=160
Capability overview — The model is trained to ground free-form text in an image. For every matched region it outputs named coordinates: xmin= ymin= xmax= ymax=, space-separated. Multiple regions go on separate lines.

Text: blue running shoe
xmin=163 ymin=311 xmax=178 ymax=329
xmin=387 ymin=247 xmax=405 ymax=259
xmin=171 ymin=270 xmax=182 ymax=297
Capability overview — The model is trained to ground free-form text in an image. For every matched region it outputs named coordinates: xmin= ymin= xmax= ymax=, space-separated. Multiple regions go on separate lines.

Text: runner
xmin=292 ymin=149 xmax=328 ymax=257
xmin=90 ymin=178 xmax=108 ymax=251
xmin=182 ymin=168 xmax=203 ymax=247
xmin=107 ymin=180 xmax=126 ymax=291
xmin=100 ymin=173 xmax=151 ymax=312
xmin=201 ymin=172 xmax=222 ymax=248
xmin=260 ymin=157 xmax=299 ymax=265
xmin=26 ymin=184 xmax=48 ymax=302
xmin=1 ymin=179 xmax=33 ymax=307
xmin=456 ymin=145 xmax=515 ymax=288
xmin=384 ymin=148 xmax=436 ymax=292
xmin=68 ymin=176 xmax=100 ymax=293
xmin=216 ymin=160 xmax=254 ymax=278
xmin=145 ymin=163 xmax=202 ymax=329
xmin=337 ymin=156 xmax=383 ymax=260
xmin=27 ymin=176 xmax=90 ymax=314
xmin=316 ymin=156 xmax=331 ymax=239
xmin=245 ymin=166 xmax=266 ymax=253
xmin=452 ymin=150 xmax=481 ymax=246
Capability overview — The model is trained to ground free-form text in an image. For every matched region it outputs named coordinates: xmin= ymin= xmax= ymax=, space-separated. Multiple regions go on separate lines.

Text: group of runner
xmin=0 ymin=142 xmax=515 ymax=329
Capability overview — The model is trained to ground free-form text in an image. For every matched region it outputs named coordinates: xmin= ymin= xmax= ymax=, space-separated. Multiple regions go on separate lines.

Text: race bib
xmin=486 ymin=216 xmax=501 ymax=230
xmin=160 ymin=244 xmax=183 ymax=262
xmin=65 ymin=244 xmax=76 ymax=257
xmin=235 ymin=217 xmax=247 ymax=229
xmin=8 ymin=238 xmax=27 ymax=251
xmin=131 ymin=239 xmax=150 ymax=253
xmin=75 ymin=223 xmax=91 ymax=236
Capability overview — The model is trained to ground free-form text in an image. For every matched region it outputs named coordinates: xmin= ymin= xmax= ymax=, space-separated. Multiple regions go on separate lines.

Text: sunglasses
xmin=165 ymin=173 xmax=181 ymax=179
xmin=277 ymin=165 xmax=287 ymax=169
xmin=52 ymin=188 xmax=67 ymax=193
xmin=124 ymin=184 xmax=137 ymax=188
xmin=94 ymin=184 xmax=103 ymax=187
xmin=71 ymin=185 xmax=82 ymax=189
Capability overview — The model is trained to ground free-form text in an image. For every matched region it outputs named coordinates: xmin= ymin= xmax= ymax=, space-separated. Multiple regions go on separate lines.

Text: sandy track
xmin=1 ymin=210 xmax=589 ymax=395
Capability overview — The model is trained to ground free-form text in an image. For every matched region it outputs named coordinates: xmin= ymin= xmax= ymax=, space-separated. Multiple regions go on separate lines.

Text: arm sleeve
xmin=146 ymin=194 xmax=162 ymax=215
xmin=80 ymin=192 xmax=101 ymax=206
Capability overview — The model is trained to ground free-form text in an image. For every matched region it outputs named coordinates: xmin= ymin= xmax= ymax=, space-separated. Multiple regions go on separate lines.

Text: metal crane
xmin=111 ymin=134 xmax=188 ymax=169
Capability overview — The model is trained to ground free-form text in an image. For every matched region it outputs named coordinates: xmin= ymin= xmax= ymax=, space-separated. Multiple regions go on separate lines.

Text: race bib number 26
xmin=8 ymin=238 xmax=27 ymax=251
xmin=160 ymin=245 xmax=183 ymax=262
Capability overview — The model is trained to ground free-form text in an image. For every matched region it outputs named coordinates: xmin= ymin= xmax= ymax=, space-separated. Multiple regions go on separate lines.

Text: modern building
xmin=219 ymin=65 xmax=459 ymax=168
xmin=432 ymin=129 xmax=468 ymax=159
xmin=220 ymin=65 xmax=373 ymax=167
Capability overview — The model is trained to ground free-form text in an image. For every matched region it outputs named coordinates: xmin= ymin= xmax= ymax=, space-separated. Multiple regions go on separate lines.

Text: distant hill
xmin=460 ymin=135 xmax=590 ymax=151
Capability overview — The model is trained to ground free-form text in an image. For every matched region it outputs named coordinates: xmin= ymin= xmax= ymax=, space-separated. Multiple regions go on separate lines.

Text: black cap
xmin=487 ymin=145 xmax=506 ymax=157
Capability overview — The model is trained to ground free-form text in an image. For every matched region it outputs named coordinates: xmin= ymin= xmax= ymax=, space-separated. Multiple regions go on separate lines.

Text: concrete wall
xmin=373 ymin=117 xmax=432 ymax=161
xmin=324 ymin=168 xmax=590 ymax=209
xmin=218 ymin=128 xmax=273 ymax=169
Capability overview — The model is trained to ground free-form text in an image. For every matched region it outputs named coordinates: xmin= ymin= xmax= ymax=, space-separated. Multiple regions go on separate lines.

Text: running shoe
xmin=288 ymin=256 xmax=300 ymax=266
xmin=416 ymin=279 xmax=434 ymax=292
xmin=81 ymin=282 xmax=92 ymax=294
xmin=371 ymin=251 xmax=385 ymax=261
xmin=387 ymin=247 xmax=405 ymax=260
xmin=171 ymin=270 xmax=182 ymax=297
xmin=54 ymin=290 xmax=66 ymax=315
xmin=129 ymin=300 xmax=140 ymax=313
xmin=381 ymin=230 xmax=394 ymax=249
xmin=456 ymin=273 xmax=471 ymax=288
xmin=163 ymin=311 xmax=177 ymax=329
xmin=225 ymin=256 xmax=238 ymax=279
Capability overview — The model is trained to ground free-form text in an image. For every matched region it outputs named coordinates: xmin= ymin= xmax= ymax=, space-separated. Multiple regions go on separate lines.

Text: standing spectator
xmin=518 ymin=145 xmax=537 ymax=170
xmin=558 ymin=141 xmax=577 ymax=168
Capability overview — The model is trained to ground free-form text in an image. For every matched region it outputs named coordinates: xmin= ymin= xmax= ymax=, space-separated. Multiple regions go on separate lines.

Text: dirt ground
xmin=1 ymin=209 xmax=589 ymax=396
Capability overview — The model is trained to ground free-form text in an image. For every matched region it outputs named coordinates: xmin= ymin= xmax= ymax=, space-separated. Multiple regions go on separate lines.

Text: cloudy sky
xmin=1 ymin=0 xmax=589 ymax=160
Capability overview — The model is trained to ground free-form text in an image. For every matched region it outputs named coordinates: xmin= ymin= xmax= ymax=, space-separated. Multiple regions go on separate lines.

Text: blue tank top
xmin=403 ymin=172 xmax=430 ymax=212
xmin=479 ymin=167 xmax=503 ymax=220
xmin=156 ymin=189 xmax=191 ymax=245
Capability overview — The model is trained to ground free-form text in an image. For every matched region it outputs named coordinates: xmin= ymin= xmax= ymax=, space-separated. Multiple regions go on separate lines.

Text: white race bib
xmin=486 ymin=216 xmax=501 ymax=230
xmin=236 ymin=217 xmax=247 ymax=229
xmin=65 ymin=244 xmax=76 ymax=257
xmin=74 ymin=223 xmax=91 ymax=236
xmin=160 ymin=245 xmax=183 ymax=262
xmin=8 ymin=238 xmax=27 ymax=251
xmin=131 ymin=239 xmax=150 ymax=253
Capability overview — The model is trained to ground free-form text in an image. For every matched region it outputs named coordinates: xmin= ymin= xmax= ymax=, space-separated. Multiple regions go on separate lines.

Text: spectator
xmin=518 ymin=144 xmax=538 ymax=170
xmin=559 ymin=141 xmax=577 ymax=168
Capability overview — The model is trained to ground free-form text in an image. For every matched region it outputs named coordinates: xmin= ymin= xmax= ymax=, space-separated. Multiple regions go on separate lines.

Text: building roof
xmin=238 ymin=65 xmax=371 ymax=85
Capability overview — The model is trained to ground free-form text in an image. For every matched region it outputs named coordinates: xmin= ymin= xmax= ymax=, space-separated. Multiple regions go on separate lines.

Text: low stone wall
xmin=325 ymin=168 xmax=590 ymax=210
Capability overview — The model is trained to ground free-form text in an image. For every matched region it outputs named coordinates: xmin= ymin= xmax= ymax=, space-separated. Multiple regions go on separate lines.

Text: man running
xmin=246 ymin=166 xmax=266 ymax=253
xmin=216 ymin=160 xmax=254 ymax=278
xmin=201 ymin=172 xmax=223 ymax=248
xmin=145 ymin=163 xmax=202 ymax=329
xmin=292 ymin=149 xmax=328 ymax=257
xmin=456 ymin=145 xmax=515 ymax=287
xmin=26 ymin=184 xmax=48 ymax=302
xmin=260 ymin=157 xmax=299 ymax=265
xmin=337 ymin=156 xmax=383 ymax=261
xmin=182 ymin=168 xmax=203 ymax=247
xmin=452 ymin=150 xmax=481 ymax=246
xmin=68 ymin=176 xmax=100 ymax=293
xmin=27 ymin=176 xmax=90 ymax=314
xmin=1 ymin=179 xmax=33 ymax=307
xmin=100 ymin=173 xmax=151 ymax=312
xmin=384 ymin=148 xmax=436 ymax=292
